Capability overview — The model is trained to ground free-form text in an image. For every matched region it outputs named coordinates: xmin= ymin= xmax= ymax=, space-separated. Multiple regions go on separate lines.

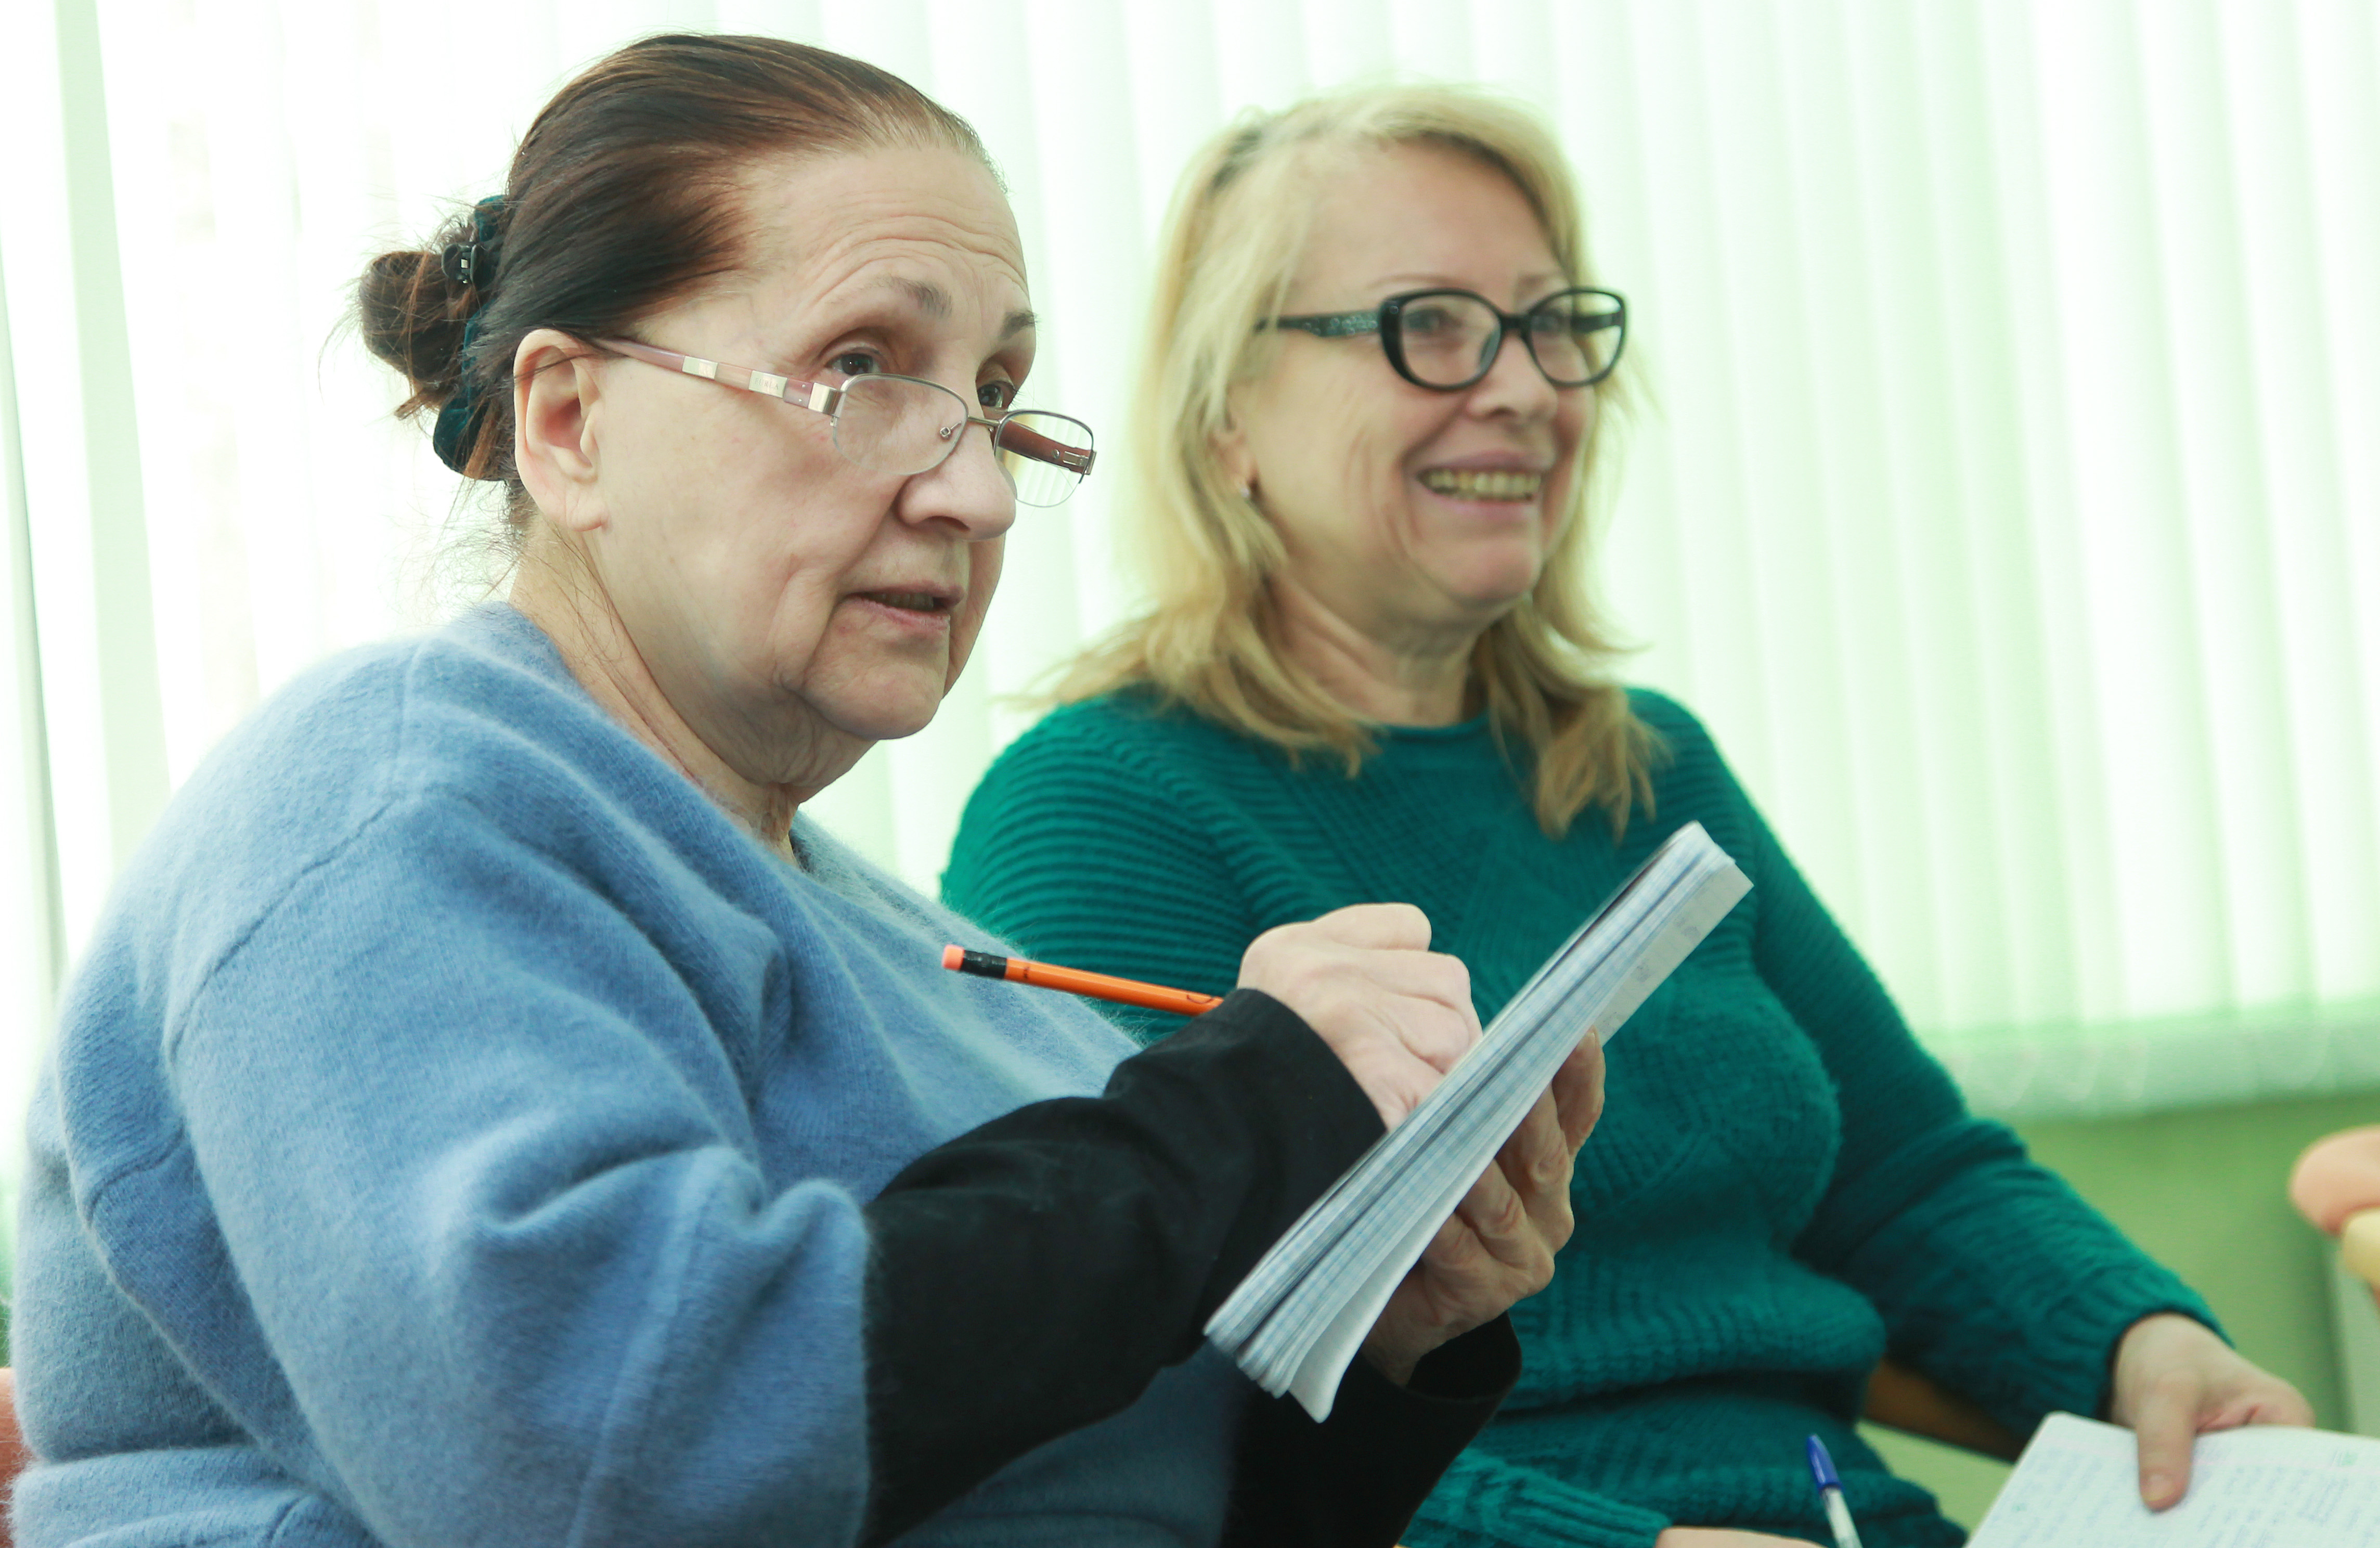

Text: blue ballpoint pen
xmin=1805 ymin=1436 xmax=1865 ymax=1548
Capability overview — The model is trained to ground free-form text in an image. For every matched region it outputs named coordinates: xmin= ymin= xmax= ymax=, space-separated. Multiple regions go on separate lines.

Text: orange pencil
xmin=941 ymin=944 xmax=1224 ymax=1017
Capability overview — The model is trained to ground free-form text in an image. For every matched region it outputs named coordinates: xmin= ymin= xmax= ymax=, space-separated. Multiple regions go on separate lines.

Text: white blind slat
xmin=0 ymin=0 xmax=2369 ymax=1125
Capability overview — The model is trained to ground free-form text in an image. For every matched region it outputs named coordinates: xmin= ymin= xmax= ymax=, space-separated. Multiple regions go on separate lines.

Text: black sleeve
xmin=859 ymin=989 xmax=1386 ymax=1544
xmin=1224 ymin=1314 xmax=1521 ymax=1548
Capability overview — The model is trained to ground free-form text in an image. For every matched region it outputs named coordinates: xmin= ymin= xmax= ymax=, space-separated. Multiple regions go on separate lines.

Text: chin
xmin=832 ymin=705 xmax=940 ymax=745
xmin=1425 ymin=532 xmax=1544 ymax=586
xmin=824 ymin=681 xmax=949 ymax=744
xmin=1444 ymin=565 xmax=1545 ymax=618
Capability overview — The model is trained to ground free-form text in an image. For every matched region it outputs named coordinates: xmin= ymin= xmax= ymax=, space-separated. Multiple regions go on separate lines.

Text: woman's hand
xmin=1654 ymin=1531 xmax=1812 ymax=1546
xmin=1360 ymin=1033 xmax=1605 ymax=1382
xmin=2108 ymin=1312 xmax=2313 ymax=1509
xmin=1237 ymin=903 xmax=1483 ymax=1129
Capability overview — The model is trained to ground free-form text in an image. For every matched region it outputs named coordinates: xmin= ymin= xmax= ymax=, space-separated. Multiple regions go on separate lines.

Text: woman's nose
xmin=1468 ymin=330 xmax=1560 ymax=418
xmin=898 ymin=420 xmax=1018 ymax=539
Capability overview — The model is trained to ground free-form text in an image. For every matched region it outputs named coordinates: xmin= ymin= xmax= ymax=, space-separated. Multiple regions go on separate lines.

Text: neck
xmin=509 ymin=538 xmax=808 ymax=859
xmin=1270 ymin=574 xmax=1481 ymax=727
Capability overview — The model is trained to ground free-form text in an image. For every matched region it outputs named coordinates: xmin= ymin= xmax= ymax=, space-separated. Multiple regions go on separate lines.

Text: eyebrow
xmin=871 ymin=276 xmax=1037 ymax=341
xmin=881 ymin=276 xmax=951 ymax=318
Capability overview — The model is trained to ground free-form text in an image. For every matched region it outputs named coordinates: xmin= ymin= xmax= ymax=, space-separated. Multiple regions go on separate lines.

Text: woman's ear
xmin=513 ymin=330 xmax=609 ymax=533
xmin=1213 ymin=407 xmax=1258 ymax=500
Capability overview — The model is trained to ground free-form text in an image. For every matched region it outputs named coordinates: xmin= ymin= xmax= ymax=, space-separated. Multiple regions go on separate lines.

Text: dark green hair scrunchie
xmin=431 ymin=196 xmax=507 ymax=475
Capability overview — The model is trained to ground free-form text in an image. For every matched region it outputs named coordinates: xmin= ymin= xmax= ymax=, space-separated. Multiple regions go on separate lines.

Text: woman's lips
xmin=848 ymin=589 xmax=959 ymax=631
xmin=853 ymin=590 xmax=954 ymax=613
xmin=1417 ymin=467 xmax=1544 ymax=501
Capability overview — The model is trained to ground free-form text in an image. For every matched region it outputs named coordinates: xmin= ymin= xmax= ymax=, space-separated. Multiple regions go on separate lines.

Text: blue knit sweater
xmin=10 ymin=605 xmax=1243 ymax=1548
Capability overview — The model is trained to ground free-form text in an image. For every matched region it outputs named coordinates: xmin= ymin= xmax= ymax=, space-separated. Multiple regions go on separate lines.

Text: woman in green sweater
xmin=942 ymin=85 xmax=2309 ymax=1547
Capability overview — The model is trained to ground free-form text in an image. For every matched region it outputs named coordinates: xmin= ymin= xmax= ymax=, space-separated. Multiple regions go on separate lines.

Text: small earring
xmin=1238 ymin=480 xmax=1256 ymax=502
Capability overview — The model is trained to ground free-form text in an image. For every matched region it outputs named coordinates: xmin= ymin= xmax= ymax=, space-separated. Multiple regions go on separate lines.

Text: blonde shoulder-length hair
xmin=1054 ymin=82 xmax=1660 ymax=838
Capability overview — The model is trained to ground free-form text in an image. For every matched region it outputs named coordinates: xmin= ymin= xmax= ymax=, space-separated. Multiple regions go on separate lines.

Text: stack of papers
xmin=1205 ymin=821 xmax=1751 ymax=1419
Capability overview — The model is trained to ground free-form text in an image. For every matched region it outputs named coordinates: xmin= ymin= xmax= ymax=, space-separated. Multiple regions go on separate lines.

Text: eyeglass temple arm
xmin=599 ymin=337 xmax=841 ymax=412
xmin=1264 ymin=312 xmax=1381 ymax=338
xmin=989 ymin=416 xmax=1096 ymax=475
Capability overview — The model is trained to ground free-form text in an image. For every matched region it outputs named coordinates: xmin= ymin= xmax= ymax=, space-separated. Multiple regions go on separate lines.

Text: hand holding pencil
xmin=953 ymin=902 xmax=1482 ymax=1130
xmin=947 ymin=902 xmax=1609 ymax=1388
xmin=1235 ymin=904 xmax=1485 ymax=1128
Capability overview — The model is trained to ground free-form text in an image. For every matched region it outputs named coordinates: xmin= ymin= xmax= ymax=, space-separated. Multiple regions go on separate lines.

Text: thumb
xmin=2133 ymin=1379 xmax=2200 ymax=1510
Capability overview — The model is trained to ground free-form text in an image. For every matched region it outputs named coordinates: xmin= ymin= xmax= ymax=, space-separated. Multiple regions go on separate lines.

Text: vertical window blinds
xmin=2 ymin=0 xmax=2374 ymax=1133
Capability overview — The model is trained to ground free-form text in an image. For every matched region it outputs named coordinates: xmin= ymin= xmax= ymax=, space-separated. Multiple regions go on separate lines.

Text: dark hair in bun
xmin=356 ymin=34 xmax=990 ymax=518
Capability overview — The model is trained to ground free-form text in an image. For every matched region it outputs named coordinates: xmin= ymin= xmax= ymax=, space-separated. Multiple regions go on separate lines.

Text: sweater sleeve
xmin=861 ymin=988 xmax=1386 ymax=1542
xmin=943 ymin=706 xmax=1259 ymax=1044
xmin=1223 ymin=1317 xmax=1522 ymax=1548
xmin=1655 ymin=713 xmax=2219 ymax=1434
xmin=1402 ymin=1447 xmax=1672 ymax=1548
xmin=137 ymin=796 xmax=1381 ymax=1548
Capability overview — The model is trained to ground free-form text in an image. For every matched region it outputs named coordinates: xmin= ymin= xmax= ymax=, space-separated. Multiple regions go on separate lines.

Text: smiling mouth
xmin=856 ymin=590 xmax=955 ymax=614
xmin=1419 ymin=468 xmax=1544 ymax=501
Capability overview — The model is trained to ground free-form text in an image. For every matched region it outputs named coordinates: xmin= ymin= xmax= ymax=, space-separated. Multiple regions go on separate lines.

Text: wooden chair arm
xmin=1861 ymin=1356 xmax=2024 ymax=1462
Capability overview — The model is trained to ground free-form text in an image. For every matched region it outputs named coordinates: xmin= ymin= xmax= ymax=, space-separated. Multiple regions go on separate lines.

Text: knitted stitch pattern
xmin=945 ymin=688 xmax=2215 ymax=1548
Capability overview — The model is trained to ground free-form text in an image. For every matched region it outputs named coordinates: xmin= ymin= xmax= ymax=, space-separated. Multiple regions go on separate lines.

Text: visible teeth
xmin=1420 ymin=468 xmax=1543 ymax=500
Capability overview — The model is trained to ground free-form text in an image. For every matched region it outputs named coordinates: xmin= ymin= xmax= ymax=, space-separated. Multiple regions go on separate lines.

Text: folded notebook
xmin=1205 ymin=820 xmax=1752 ymax=1419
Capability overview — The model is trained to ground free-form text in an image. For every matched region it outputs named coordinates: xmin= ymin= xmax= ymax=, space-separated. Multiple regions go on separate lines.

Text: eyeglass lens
xmin=825 ymin=376 xmax=1094 ymax=507
xmin=1393 ymin=289 xmax=1624 ymax=389
xmin=988 ymin=412 xmax=1093 ymax=508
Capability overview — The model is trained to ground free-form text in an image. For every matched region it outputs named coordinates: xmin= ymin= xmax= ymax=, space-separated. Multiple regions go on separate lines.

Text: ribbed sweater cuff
xmin=1411 ymin=1460 xmax=1672 ymax=1548
xmin=2015 ymin=1267 xmax=2221 ymax=1422
xmin=1499 ymin=1494 xmax=1671 ymax=1548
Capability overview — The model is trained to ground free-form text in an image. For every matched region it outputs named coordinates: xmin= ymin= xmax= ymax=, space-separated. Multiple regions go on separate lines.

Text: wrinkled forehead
xmin=732 ymin=144 xmax=1030 ymax=317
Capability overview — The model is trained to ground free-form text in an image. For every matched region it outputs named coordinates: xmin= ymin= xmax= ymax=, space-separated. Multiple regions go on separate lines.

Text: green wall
xmin=1865 ymin=1088 xmax=2372 ymax=1531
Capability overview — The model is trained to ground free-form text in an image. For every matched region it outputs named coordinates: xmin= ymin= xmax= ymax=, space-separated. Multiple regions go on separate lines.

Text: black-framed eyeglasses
xmin=599 ymin=337 xmax=1097 ymax=508
xmin=1263 ymin=286 xmax=1627 ymax=392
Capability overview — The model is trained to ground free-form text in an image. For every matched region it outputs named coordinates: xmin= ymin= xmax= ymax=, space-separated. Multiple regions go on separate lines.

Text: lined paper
xmin=1970 ymin=1412 xmax=2380 ymax=1546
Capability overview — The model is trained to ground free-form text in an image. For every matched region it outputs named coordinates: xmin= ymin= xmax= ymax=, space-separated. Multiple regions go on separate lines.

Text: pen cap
xmin=1806 ymin=1435 xmax=1843 ymax=1491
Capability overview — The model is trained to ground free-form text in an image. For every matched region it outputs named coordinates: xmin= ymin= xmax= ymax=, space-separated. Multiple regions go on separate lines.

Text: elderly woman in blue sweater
xmin=7 ymin=37 xmax=1604 ymax=1548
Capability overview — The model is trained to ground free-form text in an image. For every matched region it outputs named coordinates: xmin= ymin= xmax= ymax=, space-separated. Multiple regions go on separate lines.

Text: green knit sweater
xmin=942 ymin=688 xmax=2214 ymax=1548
